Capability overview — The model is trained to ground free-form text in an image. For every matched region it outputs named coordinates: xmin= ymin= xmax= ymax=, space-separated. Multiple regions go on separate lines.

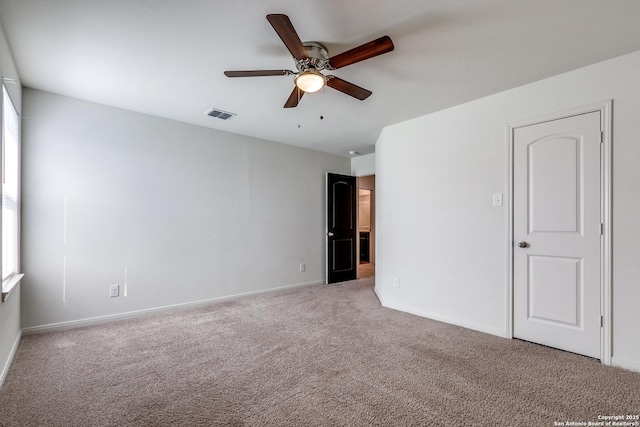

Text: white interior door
xmin=513 ymin=111 xmax=601 ymax=358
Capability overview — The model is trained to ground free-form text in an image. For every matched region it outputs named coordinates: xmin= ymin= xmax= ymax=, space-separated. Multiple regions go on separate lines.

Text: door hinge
xmin=600 ymin=315 xmax=604 ymax=327
xmin=600 ymin=223 xmax=604 ymax=235
xmin=600 ymin=131 xmax=604 ymax=143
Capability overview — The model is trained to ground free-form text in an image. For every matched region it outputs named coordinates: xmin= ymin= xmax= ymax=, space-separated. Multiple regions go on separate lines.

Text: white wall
xmin=376 ymin=49 xmax=640 ymax=371
xmin=0 ymin=20 xmax=22 ymax=383
xmin=21 ymin=89 xmax=350 ymax=330
xmin=351 ymin=153 xmax=375 ymax=177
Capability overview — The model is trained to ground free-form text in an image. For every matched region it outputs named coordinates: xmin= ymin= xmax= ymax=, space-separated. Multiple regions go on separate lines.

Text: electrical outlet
xmin=110 ymin=284 xmax=119 ymax=298
xmin=493 ymin=193 xmax=503 ymax=207
xmin=393 ymin=278 xmax=399 ymax=288
xmin=299 ymin=263 xmax=305 ymax=272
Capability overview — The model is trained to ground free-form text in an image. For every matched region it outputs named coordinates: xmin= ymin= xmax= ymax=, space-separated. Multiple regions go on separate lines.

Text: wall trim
xmin=23 ymin=280 xmax=324 ymax=335
xmin=0 ymin=330 xmax=22 ymax=387
xmin=373 ymin=286 xmax=384 ymax=306
xmin=378 ymin=298 xmax=507 ymax=338
xmin=611 ymin=356 xmax=640 ymax=373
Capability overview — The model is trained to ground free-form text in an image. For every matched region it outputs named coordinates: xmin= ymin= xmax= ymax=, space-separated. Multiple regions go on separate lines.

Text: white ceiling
xmin=2 ymin=0 xmax=640 ymax=157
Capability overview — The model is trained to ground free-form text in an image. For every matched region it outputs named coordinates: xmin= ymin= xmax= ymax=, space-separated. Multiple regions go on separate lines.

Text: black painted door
xmin=327 ymin=173 xmax=357 ymax=284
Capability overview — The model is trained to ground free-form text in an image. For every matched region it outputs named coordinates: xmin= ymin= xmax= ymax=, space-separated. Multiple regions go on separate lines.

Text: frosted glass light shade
xmin=295 ymin=70 xmax=326 ymax=93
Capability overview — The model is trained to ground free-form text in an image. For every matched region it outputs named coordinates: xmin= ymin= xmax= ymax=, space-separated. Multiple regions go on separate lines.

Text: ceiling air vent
xmin=205 ymin=108 xmax=237 ymax=120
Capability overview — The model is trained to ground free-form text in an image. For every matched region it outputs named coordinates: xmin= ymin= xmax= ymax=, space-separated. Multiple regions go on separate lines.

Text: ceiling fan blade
xmin=266 ymin=14 xmax=309 ymax=61
xmin=284 ymin=86 xmax=305 ymax=108
xmin=327 ymin=36 xmax=394 ymax=69
xmin=224 ymin=70 xmax=294 ymax=78
xmin=326 ymin=77 xmax=372 ymax=100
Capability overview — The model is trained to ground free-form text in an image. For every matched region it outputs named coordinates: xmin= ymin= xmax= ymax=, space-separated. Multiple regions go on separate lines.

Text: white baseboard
xmin=377 ymin=298 xmax=507 ymax=338
xmin=23 ymin=280 xmax=324 ymax=335
xmin=0 ymin=330 xmax=22 ymax=387
xmin=373 ymin=286 xmax=385 ymax=305
xmin=611 ymin=356 xmax=640 ymax=373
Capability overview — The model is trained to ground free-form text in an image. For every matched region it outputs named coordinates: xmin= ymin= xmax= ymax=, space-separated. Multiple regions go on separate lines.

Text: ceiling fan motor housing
xmin=296 ymin=42 xmax=330 ymax=72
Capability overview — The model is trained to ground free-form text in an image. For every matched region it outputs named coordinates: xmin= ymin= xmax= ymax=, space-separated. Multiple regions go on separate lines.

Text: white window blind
xmin=2 ymin=84 xmax=20 ymax=282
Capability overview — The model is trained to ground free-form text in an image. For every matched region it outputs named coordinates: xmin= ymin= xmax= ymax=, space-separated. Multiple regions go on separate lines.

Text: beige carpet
xmin=1 ymin=277 xmax=638 ymax=426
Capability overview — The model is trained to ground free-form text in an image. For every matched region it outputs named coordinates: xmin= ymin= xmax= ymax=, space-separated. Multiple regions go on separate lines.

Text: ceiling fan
xmin=224 ymin=14 xmax=394 ymax=108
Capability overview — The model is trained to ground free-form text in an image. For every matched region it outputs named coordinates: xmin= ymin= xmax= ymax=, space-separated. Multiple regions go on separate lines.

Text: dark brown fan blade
xmin=224 ymin=70 xmax=293 ymax=77
xmin=326 ymin=77 xmax=372 ymax=100
xmin=284 ymin=86 xmax=305 ymax=108
xmin=327 ymin=36 xmax=394 ymax=70
xmin=266 ymin=14 xmax=309 ymax=60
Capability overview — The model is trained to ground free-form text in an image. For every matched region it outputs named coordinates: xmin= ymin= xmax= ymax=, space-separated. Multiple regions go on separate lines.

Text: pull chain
xmin=320 ymin=86 xmax=324 ymax=120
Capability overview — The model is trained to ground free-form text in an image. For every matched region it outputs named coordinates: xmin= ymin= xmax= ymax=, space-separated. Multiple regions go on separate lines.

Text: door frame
xmin=356 ymin=175 xmax=375 ymax=279
xmin=505 ymin=100 xmax=612 ymax=365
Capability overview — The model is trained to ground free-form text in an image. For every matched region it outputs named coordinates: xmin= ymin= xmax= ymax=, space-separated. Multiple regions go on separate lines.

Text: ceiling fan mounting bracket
xmin=295 ymin=42 xmax=333 ymax=72
xmin=303 ymin=42 xmax=328 ymax=60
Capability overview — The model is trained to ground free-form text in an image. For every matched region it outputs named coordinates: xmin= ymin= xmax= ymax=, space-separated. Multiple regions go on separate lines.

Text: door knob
xmin=327 ymin=232 xmax=334 ymax=237
xmin=517 ymin=241 xmax=528 ymax=248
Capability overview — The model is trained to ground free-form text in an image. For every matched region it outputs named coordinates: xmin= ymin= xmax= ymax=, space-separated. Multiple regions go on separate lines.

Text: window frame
xmin=1 ymin=82 xmax=23 ymax=302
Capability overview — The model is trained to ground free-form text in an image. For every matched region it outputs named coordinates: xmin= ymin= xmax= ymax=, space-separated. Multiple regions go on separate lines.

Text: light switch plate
xmin=110 ymin=284 xmax=119 ymax=297
xmin=493 ymin=193 xmax=503 ymax=207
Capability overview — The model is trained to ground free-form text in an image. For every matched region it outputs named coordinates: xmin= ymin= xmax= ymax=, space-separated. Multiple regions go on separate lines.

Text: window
xmin=1 ymin=83 xmax=22 ymax=299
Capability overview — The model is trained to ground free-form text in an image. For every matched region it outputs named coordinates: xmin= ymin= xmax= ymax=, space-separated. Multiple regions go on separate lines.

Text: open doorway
xmin=358 ymin=175 xmax=375 ymax=279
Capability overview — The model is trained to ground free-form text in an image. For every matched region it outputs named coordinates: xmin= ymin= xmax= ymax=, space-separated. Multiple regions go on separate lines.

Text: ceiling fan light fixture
xmin=295 ymin=70 xmax=326 ymax=93
xmin=224 ymin=14 xmax=394 ymax=108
